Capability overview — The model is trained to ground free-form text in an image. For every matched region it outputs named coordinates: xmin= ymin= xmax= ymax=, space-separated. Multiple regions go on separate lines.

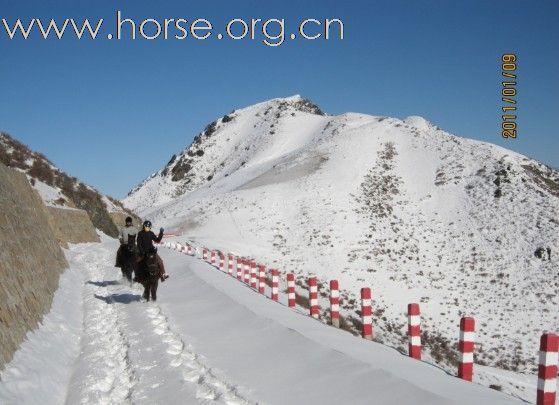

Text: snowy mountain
xmin=123 ymin=95 xmax=558 ymax=385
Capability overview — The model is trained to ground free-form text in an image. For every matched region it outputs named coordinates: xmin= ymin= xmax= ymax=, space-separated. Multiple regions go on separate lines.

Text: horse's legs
xmin=142 ymin=283 xmax=150 ymax=301
xmin=132 ymin=256 xmax=138 ymax=281
xmin=150 ymin=278 xmax=159 ymax=301
xmin=123 ymin=265 xmax=132 ymax=282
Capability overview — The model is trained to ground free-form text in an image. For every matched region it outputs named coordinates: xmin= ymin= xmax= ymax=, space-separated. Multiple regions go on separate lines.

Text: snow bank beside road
xmin=0 ymin=246 xmax=85 ymax=404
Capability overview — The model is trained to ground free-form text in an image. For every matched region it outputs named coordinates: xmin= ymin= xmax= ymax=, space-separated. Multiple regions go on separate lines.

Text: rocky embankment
xmin=0 ymin=163 xmax=69 ymax=368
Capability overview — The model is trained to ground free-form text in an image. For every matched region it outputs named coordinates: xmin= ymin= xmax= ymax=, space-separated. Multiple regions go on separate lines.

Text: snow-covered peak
xmin=283 ymin=94 xmax=303 ymax=101
xmin=403 ymin=115 xmax=433 ymax=131
xmin=123 ymin=96 xmax=326 ymax=211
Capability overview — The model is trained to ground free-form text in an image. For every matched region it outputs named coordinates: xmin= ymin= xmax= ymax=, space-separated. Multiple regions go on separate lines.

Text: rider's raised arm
xmin=153 ymin=228 xmax=164 ymax=243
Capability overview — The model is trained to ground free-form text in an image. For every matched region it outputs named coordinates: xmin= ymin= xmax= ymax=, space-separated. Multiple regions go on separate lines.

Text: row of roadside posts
xmin=159 ymin=241 xmax=558 ymax=405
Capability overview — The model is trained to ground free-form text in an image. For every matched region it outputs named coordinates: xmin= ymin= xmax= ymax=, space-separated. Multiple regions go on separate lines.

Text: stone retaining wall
xmin=0 ymin=163 xmax=68 ymax=369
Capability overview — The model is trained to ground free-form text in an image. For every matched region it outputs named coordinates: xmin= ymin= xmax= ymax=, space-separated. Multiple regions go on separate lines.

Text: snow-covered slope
xmin=0 ymin=132 xmax=138 ymax=235
xmin=124 ymin=96 xmax=558 ymax=383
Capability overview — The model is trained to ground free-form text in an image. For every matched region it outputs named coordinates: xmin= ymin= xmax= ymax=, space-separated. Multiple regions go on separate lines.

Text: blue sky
xmin=1 ymin=0 xmax=557 ymax=198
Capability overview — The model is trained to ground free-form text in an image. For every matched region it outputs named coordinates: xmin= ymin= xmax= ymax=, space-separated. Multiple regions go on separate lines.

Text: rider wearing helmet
xmin=136 ymin=220 xmax=168 ymax=280
xmin=115 ymin=216 xmax=138 ymax=267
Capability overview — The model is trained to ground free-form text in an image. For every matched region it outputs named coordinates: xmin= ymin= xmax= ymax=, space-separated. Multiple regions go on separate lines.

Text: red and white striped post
xmin=250 ymin=263 xmax=257 ymax=289
xmin=258 ymin=265 xmax=266 ymax=294
xmin=309 ymin=276 xmax=319 ymax=319
xmin=458 ymin=317 xmax=475 ymax=381
xmin=330 ymin=280 xmax=340 ymax=328
xmin=219 ymin=253 xmax=225 ymax=271
xmin=243 ymin=260 xmax=251 ymax=284
xmin=202 ymin=248 xmax=208 ymax=262
xmin=537 ymin=333 xmax=558 ymax=405
xmin=228 ymin=255 xmax=234 ymax=275
xmin=250 ymin=260 xmax=257 ymax=290
xmin=236 ymin=257 xmax=243 ymax=280
xmin=271 ymin=269 xmax=279 ymax=301
xmin=361 ymin=288 xmax=373 ymax=340
xmin=407 ymin=303 xmax=421 ymax=359
xmin=287 ymin=273 xmax=295 ymax=308
xmin=211 ymin=251 xmax=216 ymax=266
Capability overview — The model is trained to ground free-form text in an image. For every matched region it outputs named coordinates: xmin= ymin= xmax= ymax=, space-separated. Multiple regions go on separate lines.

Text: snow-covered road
xmin=0 ymin=236 xmax=523 ymax=404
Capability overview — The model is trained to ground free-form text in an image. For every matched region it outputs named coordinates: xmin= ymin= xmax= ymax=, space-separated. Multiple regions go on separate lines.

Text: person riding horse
xmin=115 ymin=216 xmax=139 ymax=282
xmin=136 ymin=220 xmax=169 ymax=301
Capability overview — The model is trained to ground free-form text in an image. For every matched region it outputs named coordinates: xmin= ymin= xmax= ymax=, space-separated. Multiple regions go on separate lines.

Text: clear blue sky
xmin=1 ymin=0 xmax=557 ymax=198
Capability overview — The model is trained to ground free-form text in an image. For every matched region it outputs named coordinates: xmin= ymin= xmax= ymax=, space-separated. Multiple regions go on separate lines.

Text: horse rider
xmin=115 ymin=216 xmax=138 ymax=268
xmin=136 ymin=220 xmax=169 ymax=280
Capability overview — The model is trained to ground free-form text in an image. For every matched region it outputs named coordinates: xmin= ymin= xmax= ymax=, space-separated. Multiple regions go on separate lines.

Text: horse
xmin=120 ymin=242 xmax=137 ymax=283
xmin=135 ymin=251 xmax=162 ymax=302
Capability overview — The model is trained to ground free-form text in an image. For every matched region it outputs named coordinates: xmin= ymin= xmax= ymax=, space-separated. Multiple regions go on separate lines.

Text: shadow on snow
xmin=94 ymin=292 xmax=142 ymax=304
xmin=86 ymin=280 xmax=121 ymax=287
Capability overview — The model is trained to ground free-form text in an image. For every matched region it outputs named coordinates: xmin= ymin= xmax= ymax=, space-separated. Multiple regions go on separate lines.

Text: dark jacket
xmin=137 ymin=229 xmax=163 ymax=256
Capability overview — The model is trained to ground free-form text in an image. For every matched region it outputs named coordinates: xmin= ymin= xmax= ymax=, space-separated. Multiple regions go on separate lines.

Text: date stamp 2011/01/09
xmin=501 ymin=54 xmax=517 ymax=139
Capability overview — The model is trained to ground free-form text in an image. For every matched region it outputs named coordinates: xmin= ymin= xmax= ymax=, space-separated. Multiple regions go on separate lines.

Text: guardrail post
xmin=361 ymin=288 xmax=372 ymax=340
xmin=330 ymin=280 xmax=340 ymax=328
xmin=228 ymin=255 xmax=234 ymax=275
xmin=287 ymin=273 xmax=295 ymax=308
xmin=309 ymin=276 xmax=319 ymax=319
xmin=258 ymin=265 xmax=266 ymax=294
xmin=458 ymin=317 xmax=475 ymax=381
xmin=537 ymin=333 xmax=558 ymax=405
xmin=271 ymin=269 xmax=279 ymax=301
xmin=407 ymin=303 xmax=421 ymax=359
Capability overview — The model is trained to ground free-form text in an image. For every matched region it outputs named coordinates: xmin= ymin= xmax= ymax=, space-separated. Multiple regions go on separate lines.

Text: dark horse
xmin=135 ymin=251 xmax=162 ymax=302
xmin=120 ymin=240 xmax=137 ymax=283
